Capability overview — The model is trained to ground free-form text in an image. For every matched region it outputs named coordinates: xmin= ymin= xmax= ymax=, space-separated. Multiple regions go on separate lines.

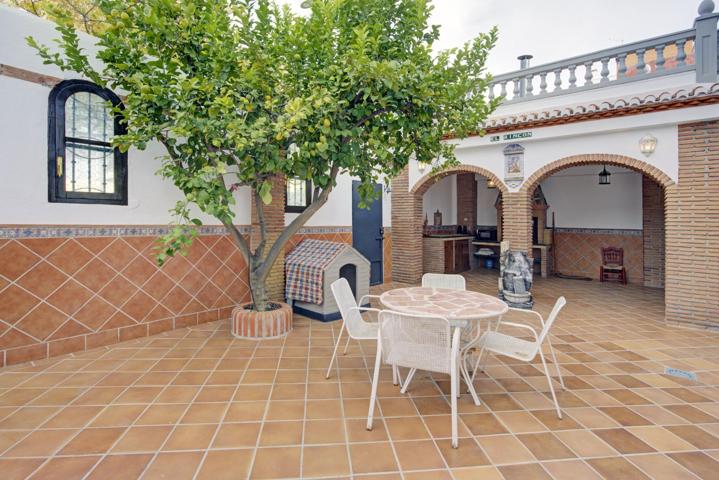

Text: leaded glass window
xmin=48 ymin=80 xmax=127 ymax=204
xmin=285 ymin=178 xmax=311 ymax=213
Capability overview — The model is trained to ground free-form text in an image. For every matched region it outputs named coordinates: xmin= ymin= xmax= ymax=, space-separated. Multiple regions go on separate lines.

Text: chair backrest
xmin=536 ymin=296 xmax=566 ymax=346
xmin=602 ymin=247 xmax=624 ymax=266
xmin=378 ymin=310 xmax=456 ymax=375
xmin=421 ymin=273 xmax=466 ymax=291
xmin=330 ymin=278 xmax=364 ymax=336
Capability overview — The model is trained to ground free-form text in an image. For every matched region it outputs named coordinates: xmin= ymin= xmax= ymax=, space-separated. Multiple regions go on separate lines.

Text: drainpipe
xmin=517 ymin=54 xmax=533 ymax=98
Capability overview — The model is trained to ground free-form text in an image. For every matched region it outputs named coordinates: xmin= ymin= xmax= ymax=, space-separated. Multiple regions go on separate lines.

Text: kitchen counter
xmin=423 ymin=236 xmax=473 ymax=274
xmin=424 ymin=234 xmax=475 ymax=239
xmin=471 ymin=241 xmax=552 ymax=278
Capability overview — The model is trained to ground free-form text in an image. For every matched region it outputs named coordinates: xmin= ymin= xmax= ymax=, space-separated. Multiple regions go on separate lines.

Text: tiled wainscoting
xmin=553 ymin=229 xmax=643 ymax=284
xmin=0 ymin=225 xmax=382 ymax=367
xmin=0 ymin=226 xmax=250 ymax=367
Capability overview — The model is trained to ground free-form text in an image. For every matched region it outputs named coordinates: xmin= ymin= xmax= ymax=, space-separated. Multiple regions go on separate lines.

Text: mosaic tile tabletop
xmin=380 ymin=287 xmax=509 ymax=320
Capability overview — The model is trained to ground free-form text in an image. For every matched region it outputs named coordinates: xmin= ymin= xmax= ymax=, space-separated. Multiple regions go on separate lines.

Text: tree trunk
xmin=249 ymin=269 xmax=270 ymax=312
xmin=224 ymin=166 xmax=340 ymax=313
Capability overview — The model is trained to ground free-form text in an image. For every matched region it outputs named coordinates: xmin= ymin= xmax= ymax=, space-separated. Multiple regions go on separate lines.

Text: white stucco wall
xmin=0 ymin=6 xmax=384 ymax=228
xmin=477 ymin=177 xmax=500 ymax=226
xmin=284 ymin=174 xmax=391 ymax=228
xmin=540 ymin=165 xmax=643 ymax=229
xmin=421 ymin=175 xmax=456 ymax=225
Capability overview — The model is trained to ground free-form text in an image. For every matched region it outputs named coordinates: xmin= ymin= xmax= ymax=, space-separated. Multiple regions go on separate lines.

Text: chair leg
xmin=366 ymin=338 xmax=383 ymax=431
xmin=392 ymin=364 xmax=399 ymax=386
xmin=400 ymin=368 xmax=416 ymax=394
xmin=545 ymin=336 xmax=565 ymax=390
xmin=342 ymin=335 xmax=352 ymax=354
xmin=450 ymin=357 xmax=458 ymax=448
xmin=539 ymin=350 xmax=562 ymax=419
xmin=325 ymin=321 xmax=345 ymax=379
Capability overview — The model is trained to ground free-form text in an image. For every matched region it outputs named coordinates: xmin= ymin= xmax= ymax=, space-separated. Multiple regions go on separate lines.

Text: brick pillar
xmin=665 ymin=121 xmax=719 ymax=329
xmin=501 ymin=191 xmax=532 ymax=256
xmin=391 ymin=168 xmax=423 ymax=284
xmin=642 ymin=175 xmax=665 ymax=288
xmin=456 ymin=173 xmax=477 ymax=230
xmin=251 ymin=175 xmax=286 ymax=302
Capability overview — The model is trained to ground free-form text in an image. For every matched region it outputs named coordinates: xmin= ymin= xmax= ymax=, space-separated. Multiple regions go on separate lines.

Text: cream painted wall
xmin=422 ymin=175 xmax=456 ymax=225
xmin=540 ymin=165 xmax=643 ymax=229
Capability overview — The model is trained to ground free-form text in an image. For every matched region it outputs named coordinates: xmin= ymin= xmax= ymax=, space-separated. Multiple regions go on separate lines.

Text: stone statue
xmin=498 ymin=241 xmax=534 ymax=308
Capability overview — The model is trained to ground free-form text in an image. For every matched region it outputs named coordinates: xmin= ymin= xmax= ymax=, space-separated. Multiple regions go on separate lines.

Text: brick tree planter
xmin=231 ymin=302 xmax=293 ymax=339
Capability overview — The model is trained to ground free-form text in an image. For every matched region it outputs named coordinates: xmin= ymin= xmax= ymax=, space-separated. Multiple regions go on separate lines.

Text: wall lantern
xmin=598 ymin=165 xmax=611 ymax=185
xmin=487 ymin=178 xmax=497 ymax=189
xmin=639 ymin=134 xmax=658 ymax=157
xmin=417 ymin=161 xmax=429 ymax=173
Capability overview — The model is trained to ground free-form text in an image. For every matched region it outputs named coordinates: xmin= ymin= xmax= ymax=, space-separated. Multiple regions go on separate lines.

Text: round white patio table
xmin=379 ymin=286 xmax=508 ymax=406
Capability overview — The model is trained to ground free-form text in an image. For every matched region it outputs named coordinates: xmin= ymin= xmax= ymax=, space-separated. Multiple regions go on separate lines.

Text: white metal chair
xmin=421 ymin=273 xmax=466 ymax=290
xmin=472 ymin=297 xmax=567 ymax=418
xmin=367 ymin=310 xmax=463 ymax=448
xmin=325 ymin=278 xmax=383 ymax=379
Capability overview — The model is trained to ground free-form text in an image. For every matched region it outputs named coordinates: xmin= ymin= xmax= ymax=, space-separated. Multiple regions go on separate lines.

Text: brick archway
xmin=505 ymin=154 xmax=675 ymax=259
xmin=411 ymin=165 xmax=507 ymax=196
xmin=391 ymin=164 xmax=504 ymax=284
xmin=520 ymin=153 xmax=674 ymax=194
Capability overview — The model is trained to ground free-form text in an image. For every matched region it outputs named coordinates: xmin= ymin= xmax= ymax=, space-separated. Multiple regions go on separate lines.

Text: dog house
xmin=285 ymin=239 xmax=370 ymax=321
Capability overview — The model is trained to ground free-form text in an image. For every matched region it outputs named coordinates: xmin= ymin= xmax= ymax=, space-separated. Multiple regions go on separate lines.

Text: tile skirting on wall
xmin=0 ymin=224 xmax=365 ymax=368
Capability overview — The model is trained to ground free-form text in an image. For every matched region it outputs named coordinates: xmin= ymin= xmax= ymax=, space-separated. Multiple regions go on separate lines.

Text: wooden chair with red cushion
xmin=600 ymin=247 xmax=627 ymax=284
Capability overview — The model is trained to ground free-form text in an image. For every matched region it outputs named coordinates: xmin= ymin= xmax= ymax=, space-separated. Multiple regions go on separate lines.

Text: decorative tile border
xmin=0 ymin=224 xmax=352 ymax=240
xmin=0 ymin=225 xmax=241 ymax=239
xmin=297 ymin=226 xmax=352 ymax=234
xmin=554 ymin=227 xmax=642 ymax=236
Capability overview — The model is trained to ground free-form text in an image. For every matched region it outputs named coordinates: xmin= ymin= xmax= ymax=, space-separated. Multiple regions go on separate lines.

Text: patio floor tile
xmin=0 ymin=272 xmax=718 ymax=478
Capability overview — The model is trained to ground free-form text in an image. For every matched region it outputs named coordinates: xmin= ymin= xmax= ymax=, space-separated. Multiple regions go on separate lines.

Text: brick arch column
xmin=250 ymin=175 xmax=286 ymax=302
xmin=391 ymin=165 xmax=506 ymax=284
xmin=666 ymin=122 xmax=719 ymax=329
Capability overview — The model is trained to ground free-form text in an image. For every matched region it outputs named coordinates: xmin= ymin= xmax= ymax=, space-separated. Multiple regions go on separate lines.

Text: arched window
xmin=48 ymin=80 xmax=127 ymax=204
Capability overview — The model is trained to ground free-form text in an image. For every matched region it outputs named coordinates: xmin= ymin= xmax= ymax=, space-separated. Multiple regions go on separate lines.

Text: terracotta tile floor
xmin=1 ymin=271 xmax=719 ymax=479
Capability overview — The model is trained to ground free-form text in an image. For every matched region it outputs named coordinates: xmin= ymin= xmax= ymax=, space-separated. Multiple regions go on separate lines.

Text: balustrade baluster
xmin=526 ymin=74 xmax=534 ymax=96
xmin=553 ymin=69 xmax=562 ymax=92
xmin=675 ymin=39 xmax=687 ymax=67
xmin=539 ymin=72 xmax=548 ymax=94
xmin=500 ymin=81 xmax=507 ymax=97
xmin=600 ymin=57 xmax=610 ymax=83
xmin=617 ymin=53 xmax=627 ymax=79
xmin=568 ymin=65 xmax=577 ymax=89
xmin=488 ymin=84 xmax=495 ymax=100
xmin=655 ymin=44 xmax=666 ymax=72
xmin=584 ymin=61 xmax=594 ymax=86
xmin=512 ymin=77 xmax=520 ymax=97
xmin=636 ymin=48 xmax=646 ymax=74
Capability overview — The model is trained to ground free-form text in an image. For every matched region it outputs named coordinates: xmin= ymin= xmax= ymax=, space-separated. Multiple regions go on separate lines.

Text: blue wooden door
xmin=352 ymin=181 xmax=384 ymax=285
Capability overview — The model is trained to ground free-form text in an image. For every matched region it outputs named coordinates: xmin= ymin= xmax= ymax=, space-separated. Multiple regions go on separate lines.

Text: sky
xmin=280 ymin=0 xmax=699 ymax=75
